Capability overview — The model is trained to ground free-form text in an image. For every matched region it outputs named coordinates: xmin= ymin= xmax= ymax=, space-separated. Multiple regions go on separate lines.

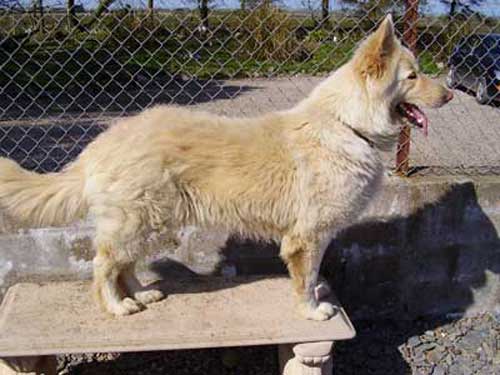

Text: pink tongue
xmin=408 ymin=104 xmax=429 ymax=137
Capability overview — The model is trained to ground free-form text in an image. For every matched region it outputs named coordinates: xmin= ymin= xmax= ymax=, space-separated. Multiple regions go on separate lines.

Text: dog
xmin=0 ymin=15 xmax=452 ymax=320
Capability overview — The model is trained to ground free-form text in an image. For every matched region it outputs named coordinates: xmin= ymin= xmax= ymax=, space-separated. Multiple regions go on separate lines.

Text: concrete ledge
xmin=0 ymin=175 xmax=499 ymax=318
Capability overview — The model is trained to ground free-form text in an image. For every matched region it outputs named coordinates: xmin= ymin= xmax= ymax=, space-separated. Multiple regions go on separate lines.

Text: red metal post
xmin=396 ymin=0 xmax=419 ymax=175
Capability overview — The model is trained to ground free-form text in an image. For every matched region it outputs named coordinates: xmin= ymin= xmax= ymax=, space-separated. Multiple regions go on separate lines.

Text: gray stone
xmin=450 ymin=359 xmax=475 ymax=375
xmin=444 ymin=353 xmax=454 ymax=367
xmin=459 ymin=330 xmax=485 ymax=351
xmin=427 ymin=347 xmax=446 ymax=363
xmin=469 ymin=360 xmax=484 ymax=373
xmin=412 ymin=354 xmax=427 ymax=367
xmin=482 ymin=342 xmax=494 ymax=359
xmin=432 ymin=366 xmax=445 ymax=375
xmin=408 ymin=336 xmax=422 ymax=348
xmin=420 ymin=343 xmax=438 ymax=352
xmin=448 ymin=364 xmax=463 ymax=375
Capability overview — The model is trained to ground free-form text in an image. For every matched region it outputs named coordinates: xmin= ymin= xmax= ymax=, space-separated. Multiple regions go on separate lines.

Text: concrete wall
xmin=0 ymin=175 xmax=499 ymax=319
xmin=329 ymin=176 xmax=500 ymax=319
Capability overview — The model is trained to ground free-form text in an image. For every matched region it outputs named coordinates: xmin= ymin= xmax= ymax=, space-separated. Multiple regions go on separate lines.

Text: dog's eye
xmin=407 ymin=72 xmax=418 ymax=80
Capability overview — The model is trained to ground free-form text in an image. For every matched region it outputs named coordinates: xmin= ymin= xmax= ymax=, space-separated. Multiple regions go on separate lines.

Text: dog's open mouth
xmin=396 ymin=102 xmax=429 ymax=137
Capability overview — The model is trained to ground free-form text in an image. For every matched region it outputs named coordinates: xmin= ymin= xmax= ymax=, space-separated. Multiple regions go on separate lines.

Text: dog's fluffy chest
xmin=294 ymin=129 xmax=384 ymax=231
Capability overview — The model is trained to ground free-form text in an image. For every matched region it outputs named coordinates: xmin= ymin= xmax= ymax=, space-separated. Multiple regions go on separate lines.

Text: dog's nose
xmin=444 ymin=90 xmax=454 ymax=103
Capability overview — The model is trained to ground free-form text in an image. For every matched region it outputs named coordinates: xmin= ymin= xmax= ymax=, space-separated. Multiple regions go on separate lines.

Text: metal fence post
xmin=396 ymin=0 xmax=419 ymax=176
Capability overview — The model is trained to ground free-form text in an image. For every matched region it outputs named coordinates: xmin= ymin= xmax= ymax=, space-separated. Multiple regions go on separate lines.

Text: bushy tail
xmin=0 ymin=157 xmax=87 ymax=227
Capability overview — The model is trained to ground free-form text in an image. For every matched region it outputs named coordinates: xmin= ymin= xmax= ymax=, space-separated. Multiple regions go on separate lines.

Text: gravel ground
xmin=334 ymin=313 xmax=499 ymax=375
xmin=57 ymin=313 xmax=499 ymax=375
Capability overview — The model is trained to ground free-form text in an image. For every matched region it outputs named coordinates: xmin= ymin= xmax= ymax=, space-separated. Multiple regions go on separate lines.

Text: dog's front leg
xmin=280 ymin=234 xmax=335 ymax=321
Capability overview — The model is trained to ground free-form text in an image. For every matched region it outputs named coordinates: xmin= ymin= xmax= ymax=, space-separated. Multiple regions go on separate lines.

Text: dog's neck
xmin=296 ymin=66 xmax=400 ymax=151
xmin=339 ymin=121 xmax=375 ymax=148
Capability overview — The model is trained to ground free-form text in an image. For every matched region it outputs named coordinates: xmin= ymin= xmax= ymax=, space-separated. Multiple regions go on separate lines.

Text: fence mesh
xmin=0 ymin=0 xmax=499 ymax=175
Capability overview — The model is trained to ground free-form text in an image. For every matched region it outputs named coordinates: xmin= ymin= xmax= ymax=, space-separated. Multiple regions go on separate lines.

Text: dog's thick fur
xmin=0 ymin=15 xmax=452 ymax=320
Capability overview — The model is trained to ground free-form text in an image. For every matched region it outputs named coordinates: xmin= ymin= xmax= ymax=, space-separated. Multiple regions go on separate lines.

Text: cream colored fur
xmin=0 ymin=15 xmax=452 ymax=319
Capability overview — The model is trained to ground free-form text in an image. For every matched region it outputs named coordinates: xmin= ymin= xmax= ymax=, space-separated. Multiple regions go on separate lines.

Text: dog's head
xmin=350 ymin=14 xmax=453 ymax=139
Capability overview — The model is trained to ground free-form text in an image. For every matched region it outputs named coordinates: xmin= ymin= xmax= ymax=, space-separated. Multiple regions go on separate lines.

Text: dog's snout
xmin=444 ymin=90 xmax=454 ymax=103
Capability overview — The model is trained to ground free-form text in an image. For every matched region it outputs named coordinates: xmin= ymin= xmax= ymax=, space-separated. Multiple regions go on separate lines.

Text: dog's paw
xmin=317 ymin=301 xmax=337 ymax=317
xmin=134 ymin=289 xmax=165 ymax=305
xmin=299 ymin=301 xmax=337 ymax=321
xmin=111 ymin=297 xmax=143 ymax=316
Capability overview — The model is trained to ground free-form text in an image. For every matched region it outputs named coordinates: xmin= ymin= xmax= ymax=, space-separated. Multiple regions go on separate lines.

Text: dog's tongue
xmin=401 ymin=102 xmax=429 ymax=137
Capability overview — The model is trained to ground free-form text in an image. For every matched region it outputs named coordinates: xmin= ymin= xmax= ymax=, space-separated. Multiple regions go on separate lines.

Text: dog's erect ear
xmin=354 ymin=14 xmax=397 ymax=78
xmin=372 ymin=14 xmax=396 ymax=57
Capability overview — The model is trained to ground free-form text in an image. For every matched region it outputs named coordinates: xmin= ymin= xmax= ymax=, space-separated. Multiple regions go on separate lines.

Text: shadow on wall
xmin=324 ymin=181 xmax=499 ymax=319
xmin=320 ymin=180 xmax=499 ymax=375
xmin=0 ymin=78 xmax=258 ymax=173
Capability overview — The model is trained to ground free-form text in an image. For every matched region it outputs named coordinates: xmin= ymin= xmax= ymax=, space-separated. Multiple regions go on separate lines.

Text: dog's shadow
xmin=320 ymin=180 xmax=500 ymax=374
xmin=146 ymin=258 xmax=271 ymax=297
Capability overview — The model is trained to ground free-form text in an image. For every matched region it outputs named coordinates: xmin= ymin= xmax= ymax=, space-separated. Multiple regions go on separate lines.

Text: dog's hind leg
xmin=119 ymin=263 xmax=165 ymax=305
xmin=280 ymin=233 xmax=335 ymax=321
xmin=93 ymin=243 xmax=143 ymax=316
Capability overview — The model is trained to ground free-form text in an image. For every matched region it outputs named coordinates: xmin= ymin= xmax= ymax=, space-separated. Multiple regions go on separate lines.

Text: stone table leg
xmin=279 ymin=341 xmax=334 ymax=375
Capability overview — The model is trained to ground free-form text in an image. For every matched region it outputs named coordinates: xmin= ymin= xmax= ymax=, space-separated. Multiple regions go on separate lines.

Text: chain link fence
xmin=0 ymin=0 xmax=499 ymax=175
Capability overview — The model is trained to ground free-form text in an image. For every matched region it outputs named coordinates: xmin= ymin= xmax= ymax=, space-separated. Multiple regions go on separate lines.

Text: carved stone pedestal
xmin=279 ymin=341 xmax=334 ymax=375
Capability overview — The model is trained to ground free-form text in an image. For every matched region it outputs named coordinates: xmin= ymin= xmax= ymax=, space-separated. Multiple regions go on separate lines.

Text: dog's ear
xmin=372 ymin=14 xmax=396 ymax=58
xmin=354 ymin=14 xmax=397 ymax=78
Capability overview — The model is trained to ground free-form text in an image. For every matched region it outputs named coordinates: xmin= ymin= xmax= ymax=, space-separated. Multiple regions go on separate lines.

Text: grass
xmin=1 ymin=7 xmax=498 ymax=102
xmin=418 ymin=50 xmax=441 ymax=75
xmin=0 ymin=7 xmax=361 ymax=91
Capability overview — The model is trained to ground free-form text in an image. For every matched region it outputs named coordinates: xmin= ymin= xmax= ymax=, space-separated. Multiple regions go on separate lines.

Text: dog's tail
xmin=0 ymin=157 xmax=87 ymax=227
